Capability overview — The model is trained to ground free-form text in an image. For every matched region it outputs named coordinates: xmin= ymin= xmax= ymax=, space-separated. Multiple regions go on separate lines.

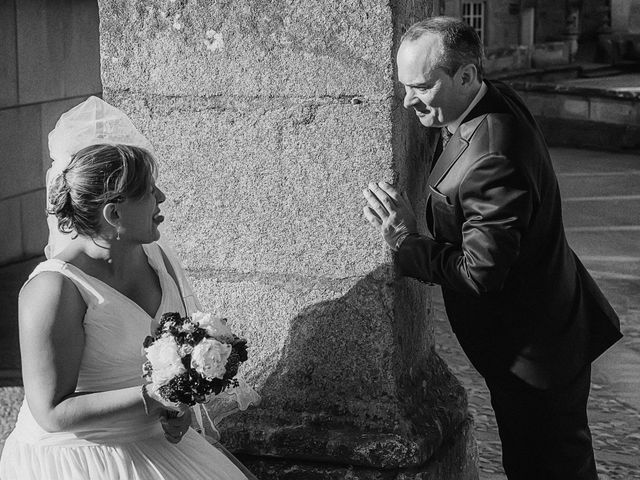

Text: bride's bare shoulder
xmin=19 ymin=266 xmax=85 ymax=320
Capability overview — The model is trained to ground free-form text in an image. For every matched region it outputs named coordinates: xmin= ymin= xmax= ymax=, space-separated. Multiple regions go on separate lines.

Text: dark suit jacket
xmin=398 ymin=80 xmax=622 ymax=389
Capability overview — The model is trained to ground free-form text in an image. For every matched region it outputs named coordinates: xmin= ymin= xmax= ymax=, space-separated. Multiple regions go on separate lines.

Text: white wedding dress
xmin=0 ymin=242 xmax=253 ymax=480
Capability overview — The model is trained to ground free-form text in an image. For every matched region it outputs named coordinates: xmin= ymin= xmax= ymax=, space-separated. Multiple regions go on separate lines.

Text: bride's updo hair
xmin=48 ymin=144 xmax=157 ymax=237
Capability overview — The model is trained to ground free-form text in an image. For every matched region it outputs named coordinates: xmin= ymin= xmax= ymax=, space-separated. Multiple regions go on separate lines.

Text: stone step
xmin=552 ymin=148 xmax=640 ymax=174
xmin=537 ymin=117 xmax=640 ymax=151
xmin=561 ymin=198 xmax=640 ymax=229
xmin=566 ymin=230 xmax=640 ymax=258
xmin=505 ymin=72 xmax=640 ymax=151
xmin=581 ymin=257 xmax=640 ymax=280
xmin=558 ymin=171 xmax=640 ymax=198
xmin=518 ymin=89 xmax=639 ymax=125
xmin=580 ymin=67 xmax=627 ymax=78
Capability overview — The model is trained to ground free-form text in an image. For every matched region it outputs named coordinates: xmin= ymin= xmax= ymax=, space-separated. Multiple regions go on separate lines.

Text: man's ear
xmin=103 ymin=203 xmax=120 ymax=229
xmin=458 ymin=63 xmax=478 ymax=86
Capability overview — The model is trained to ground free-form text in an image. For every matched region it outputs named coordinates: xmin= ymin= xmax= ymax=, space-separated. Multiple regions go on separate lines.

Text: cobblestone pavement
xmin=0 ymin=387 xmax=22 ymax=454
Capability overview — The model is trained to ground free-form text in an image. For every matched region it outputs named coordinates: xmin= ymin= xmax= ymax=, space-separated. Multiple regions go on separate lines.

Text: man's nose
xmin=403 ymin=88 xmax=417 ymax=109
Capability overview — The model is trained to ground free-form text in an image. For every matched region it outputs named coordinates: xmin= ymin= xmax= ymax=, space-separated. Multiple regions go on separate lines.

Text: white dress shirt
xmin=445 ymin=81 xmax=487 ymax=135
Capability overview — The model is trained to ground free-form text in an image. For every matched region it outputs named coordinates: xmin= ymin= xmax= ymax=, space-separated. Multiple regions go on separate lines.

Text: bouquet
xmin=142 ymin=311 xmax=248 ymax=406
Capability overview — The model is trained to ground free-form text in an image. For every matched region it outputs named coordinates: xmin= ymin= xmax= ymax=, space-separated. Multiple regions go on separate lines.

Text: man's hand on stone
xmin=363 ymin=181 xmax=417 ymax=251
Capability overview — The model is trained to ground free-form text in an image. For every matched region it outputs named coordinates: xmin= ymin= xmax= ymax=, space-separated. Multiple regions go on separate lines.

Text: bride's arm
xmin=18 ymin=272 xmax=171 ymax=433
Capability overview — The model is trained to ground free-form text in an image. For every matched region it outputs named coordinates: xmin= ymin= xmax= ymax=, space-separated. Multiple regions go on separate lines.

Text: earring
xmin=116 ymin=226 xmax=121 ymax=241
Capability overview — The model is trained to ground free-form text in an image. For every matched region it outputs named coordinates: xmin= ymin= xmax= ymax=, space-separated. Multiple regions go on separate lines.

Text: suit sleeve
xmin=397 ymin=153 xmax=532 ymax=296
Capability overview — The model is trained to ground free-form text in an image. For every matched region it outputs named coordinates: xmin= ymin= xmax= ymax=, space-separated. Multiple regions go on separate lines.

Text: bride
xmin=0 ymin=98 xmax=259 ymax=480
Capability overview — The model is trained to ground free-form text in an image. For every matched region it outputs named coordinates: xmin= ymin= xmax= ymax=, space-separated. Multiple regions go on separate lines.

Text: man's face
xmin=397 ymin=34 xmax=466 ymax=128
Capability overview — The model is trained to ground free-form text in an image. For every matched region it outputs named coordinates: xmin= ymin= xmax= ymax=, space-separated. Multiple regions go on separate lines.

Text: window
xmin=462 ymin=2 xmax=486 ymax=43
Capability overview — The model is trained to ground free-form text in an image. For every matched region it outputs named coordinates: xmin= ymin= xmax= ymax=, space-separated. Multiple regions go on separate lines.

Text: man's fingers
xmin=363 ymin=188 xmax=389 ymax=218
xmin=376 ymin=181 xmax=403 ymax=204
xmin=367 ymin=182 xmax=398 ymax=212
xmin=363 ymin=206 xmax=383 ymax=226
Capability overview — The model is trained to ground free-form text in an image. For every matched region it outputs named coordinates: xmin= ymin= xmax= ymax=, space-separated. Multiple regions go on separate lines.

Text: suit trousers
xmin=485 ymin=366 xmax=597 ymax=480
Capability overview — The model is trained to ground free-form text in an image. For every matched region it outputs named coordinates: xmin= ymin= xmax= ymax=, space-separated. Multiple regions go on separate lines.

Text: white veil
xmin=45 ymin=97 xmax=260 ymax=437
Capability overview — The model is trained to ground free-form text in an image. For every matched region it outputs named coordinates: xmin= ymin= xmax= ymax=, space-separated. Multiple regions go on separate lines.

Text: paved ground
xmin=434 ymin=147 xmax=640 ymax=480
xmin=0 ymin=147 xmax=638 ymax=479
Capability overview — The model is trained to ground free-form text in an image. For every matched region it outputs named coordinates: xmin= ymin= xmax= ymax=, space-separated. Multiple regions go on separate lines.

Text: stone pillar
xmin=563 ymin=0 xmax=583 ymax=60
xmin=99 ymin=1 xmax=477 ymax=478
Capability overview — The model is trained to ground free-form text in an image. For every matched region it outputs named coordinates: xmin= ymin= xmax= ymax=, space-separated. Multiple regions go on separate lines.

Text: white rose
xmin=144 ymin=335 xmax=186 ymax=385
xmin=190 ymin=338 xmax=232 ymax=380
xmin=192 ymin=311 xmax=233 ymax=339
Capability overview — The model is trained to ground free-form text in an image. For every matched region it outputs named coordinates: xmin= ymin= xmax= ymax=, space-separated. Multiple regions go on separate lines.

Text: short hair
xmin=401 ymin=16 xmax=484 ymax=81
xmin=48 ymin=144 xmax=157 ymax=237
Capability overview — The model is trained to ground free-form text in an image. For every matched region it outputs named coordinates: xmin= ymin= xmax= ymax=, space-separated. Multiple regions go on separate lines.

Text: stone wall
xmin=486 ymin=0 xmax=520 ymax=47
xmin=0 ymin=0 xmax=102 ymax=266
xmin=99 ymin=1 xmax=476 ymax=478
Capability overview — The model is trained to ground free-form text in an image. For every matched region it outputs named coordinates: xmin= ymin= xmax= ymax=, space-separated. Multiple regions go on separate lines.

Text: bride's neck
xmin=76 ymin=236 xmax=145 ymax=275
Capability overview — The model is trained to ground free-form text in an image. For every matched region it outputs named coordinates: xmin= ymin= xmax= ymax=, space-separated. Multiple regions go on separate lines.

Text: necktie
xmin=441 ymin=127 xmax=452 ymax=149
xmin=431 ymin=127 xmax=452 ymax=173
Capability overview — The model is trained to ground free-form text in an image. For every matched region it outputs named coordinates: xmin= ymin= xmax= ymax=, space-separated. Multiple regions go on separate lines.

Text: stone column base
xmin=234 ymin=419 xmax=478 ymax=480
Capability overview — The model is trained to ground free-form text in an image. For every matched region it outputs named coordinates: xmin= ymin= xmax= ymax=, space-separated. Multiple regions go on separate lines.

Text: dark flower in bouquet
xmin=142 ymin=311 xmax=248 ymax=406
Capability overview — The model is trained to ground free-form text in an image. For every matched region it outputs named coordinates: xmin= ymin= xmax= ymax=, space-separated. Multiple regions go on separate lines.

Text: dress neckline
xmin=48 ymin=244 xmax=169 ymax=322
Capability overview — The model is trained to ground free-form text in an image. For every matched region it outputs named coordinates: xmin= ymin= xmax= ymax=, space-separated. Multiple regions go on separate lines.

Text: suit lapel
xmin=427 ymin=132 xmax=469 ymax=187
xmin=424 ymin=128 xmax=471 ymax=237
xmin=426 ymin=80 xmax=509 ymax=189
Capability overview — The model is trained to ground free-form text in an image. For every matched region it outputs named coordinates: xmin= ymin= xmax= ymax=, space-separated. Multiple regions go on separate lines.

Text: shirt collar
xmin=445 ymin=81 xmax=487 ymax=134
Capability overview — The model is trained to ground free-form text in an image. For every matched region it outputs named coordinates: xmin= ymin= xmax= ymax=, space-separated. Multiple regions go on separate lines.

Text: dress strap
xmin=154 ymin=240 xmax=203 ymax=315
xmin=22 ymin=259 xmax=104 ymax=308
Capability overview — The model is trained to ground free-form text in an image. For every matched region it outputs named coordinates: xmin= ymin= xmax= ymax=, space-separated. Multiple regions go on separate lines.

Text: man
xmin=363 ymin=17 xmax=621 ymax=480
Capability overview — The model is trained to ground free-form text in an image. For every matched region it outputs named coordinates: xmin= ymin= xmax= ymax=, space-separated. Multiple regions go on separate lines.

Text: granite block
xmin=560 ymin=97 xmax=590 ymax=120
xmin=99 ymin=0 xmax=394 ymax=98
xmin=107 ymin=92 xmax=396 ymax=278
xmin=589 ymin=98 xmax=640 ymax=125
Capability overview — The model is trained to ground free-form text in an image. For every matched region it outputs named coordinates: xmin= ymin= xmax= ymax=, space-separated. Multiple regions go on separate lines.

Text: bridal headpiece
xmin=45 ymin=96 xmax=154 ymax=257
xmin=48 ymin=96 xmax=154 ymax=179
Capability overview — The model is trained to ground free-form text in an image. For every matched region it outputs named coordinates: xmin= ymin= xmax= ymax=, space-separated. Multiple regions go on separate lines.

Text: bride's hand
xmin=141 ymin=384 xmax=190 ymax=418
xmin=160 ymin=408 xmax=192 ymax=443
